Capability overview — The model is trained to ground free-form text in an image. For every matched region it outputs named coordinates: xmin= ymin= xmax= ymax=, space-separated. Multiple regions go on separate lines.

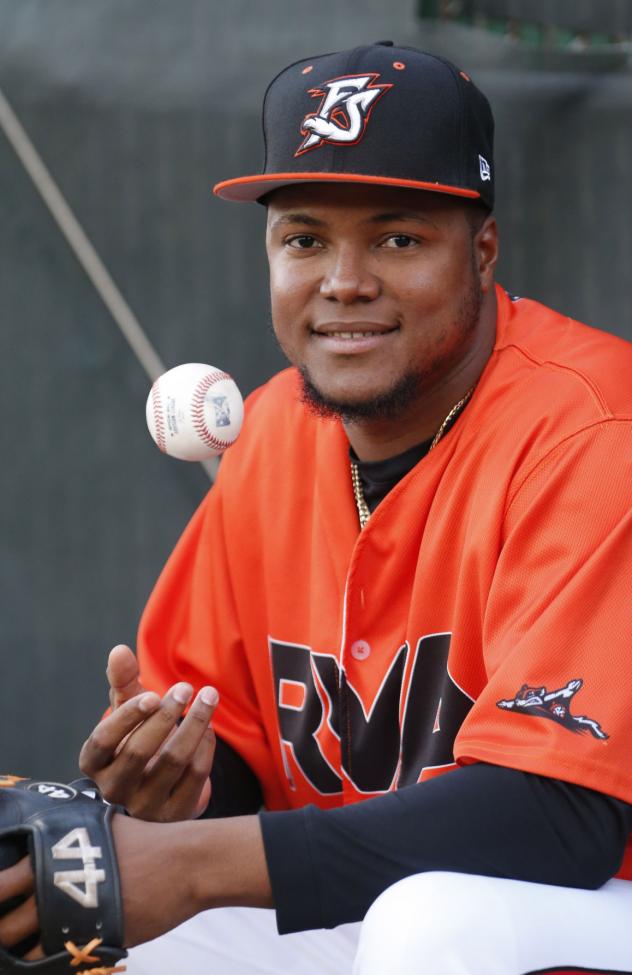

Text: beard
xmin=299 ymin=368 xmax=423 ymax=423
xmin=298 ymin=275 xmax=483 ymax=424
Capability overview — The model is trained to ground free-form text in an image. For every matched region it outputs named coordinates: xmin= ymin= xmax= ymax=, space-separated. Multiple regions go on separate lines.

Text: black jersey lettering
xmin=399 ymin=633 xmax=474 ymax=785
xmin=339 ymin=645 xmax=407 ymax=792
xmin=270 ymin=639 xmax=342 ymax=794
xmin=270 ymin=633 xmax=474 ymax=794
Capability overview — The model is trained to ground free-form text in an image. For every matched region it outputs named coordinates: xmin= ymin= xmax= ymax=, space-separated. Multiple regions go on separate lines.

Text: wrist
xmin=111 ymin=810 xmax=272 ymax=947
xmin=184 ymin=815 xmax=273 ymax=914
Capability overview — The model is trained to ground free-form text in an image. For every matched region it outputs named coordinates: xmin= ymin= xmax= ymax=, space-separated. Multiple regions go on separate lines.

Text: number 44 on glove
xmin=0 ymin=775 xmax=127 ymax=974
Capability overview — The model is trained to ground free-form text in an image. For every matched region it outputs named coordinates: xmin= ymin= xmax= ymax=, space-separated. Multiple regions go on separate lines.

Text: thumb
xmin=107 ymin=644 xmax=145 ymax=710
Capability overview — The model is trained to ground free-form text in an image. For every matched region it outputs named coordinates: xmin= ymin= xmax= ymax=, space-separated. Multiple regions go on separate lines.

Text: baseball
xmin=146 ymin=362 xmax=244 ymax=461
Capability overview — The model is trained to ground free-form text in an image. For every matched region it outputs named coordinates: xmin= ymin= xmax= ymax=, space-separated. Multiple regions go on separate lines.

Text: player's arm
xmin=2 ymin=764 xmax=631 ymax=952
xmin=80 ymin=688 xmax=632 ymax=936
xmin=259 ymin=763 xmax=632 ymax=933
xmin=0 ymin=807 xmax=271 ymax=954
xmin=111 ymin=812 xmax=272 ymax=944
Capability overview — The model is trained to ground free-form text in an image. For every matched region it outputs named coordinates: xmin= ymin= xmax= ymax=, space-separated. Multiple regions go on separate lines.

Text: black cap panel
xmin=215 ymin=43 xmax=494 ymax=208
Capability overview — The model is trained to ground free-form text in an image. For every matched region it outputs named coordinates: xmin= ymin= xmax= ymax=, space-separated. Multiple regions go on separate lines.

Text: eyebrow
xmin=268 ymin=210 xmax=439 ymax=231
xmin=366 ymin=211 xmax=439 ymax=229
xmin=268 ymin=213 xmax=326 ymax=230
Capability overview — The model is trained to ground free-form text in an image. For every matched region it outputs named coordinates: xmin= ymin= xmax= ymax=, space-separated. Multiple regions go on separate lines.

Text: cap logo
xmin=479 ymin=155 xmax=491 ymax=182
xmin=296 ymin=73 xmax=392 ymax=156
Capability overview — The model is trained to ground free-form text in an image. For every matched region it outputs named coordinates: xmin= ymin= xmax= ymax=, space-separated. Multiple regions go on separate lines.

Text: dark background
xmin=1 ymin=0 xmax=631 ymax=779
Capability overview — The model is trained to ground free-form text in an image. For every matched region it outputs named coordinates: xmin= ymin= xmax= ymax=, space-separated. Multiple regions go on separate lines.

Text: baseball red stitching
xmin=191 ymin=370 xmax=234 ymax=451
xmin=151 ymin=381 xmax=167 ymax=453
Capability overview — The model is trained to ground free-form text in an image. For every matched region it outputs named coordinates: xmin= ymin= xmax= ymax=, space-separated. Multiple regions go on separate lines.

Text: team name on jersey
xmin=270 ymin=633 xmax=474 ymax=795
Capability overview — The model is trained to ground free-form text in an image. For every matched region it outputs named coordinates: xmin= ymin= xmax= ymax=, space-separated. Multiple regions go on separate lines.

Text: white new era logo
xmin=479 ymin=155 xmax=491 ymax=182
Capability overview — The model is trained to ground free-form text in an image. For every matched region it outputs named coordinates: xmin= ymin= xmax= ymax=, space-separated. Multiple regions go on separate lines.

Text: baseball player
xmin=2 ymin=42 xmax=632 ymax=975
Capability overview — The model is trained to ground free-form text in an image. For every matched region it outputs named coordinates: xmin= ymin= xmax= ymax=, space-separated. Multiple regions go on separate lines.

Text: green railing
xmin=417 ymin=0 xmax=632 ymax=49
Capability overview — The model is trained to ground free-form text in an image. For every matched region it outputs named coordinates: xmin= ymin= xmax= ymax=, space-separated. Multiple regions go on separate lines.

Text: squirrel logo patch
xmin=497 ymin=679 xmax=608 ymax=740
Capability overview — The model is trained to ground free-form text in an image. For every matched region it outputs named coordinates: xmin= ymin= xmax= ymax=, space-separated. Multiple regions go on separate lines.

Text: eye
xmin=382 ymin=234 xmax=418 ymax=249
xmin=285 ymin=234 xmax=322 ymax=250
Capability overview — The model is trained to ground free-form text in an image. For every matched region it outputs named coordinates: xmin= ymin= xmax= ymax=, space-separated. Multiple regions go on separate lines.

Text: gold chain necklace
xmin=350 ymin=386 xmax=475 ymax=530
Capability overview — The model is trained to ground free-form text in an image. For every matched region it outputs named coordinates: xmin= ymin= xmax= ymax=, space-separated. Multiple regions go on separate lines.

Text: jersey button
xmin=351 ymin=640 xmax=371 ymax=660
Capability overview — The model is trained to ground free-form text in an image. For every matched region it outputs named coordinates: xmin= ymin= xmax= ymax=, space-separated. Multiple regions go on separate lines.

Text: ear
xmin=474 ymin=216 xmax=499 ymax=294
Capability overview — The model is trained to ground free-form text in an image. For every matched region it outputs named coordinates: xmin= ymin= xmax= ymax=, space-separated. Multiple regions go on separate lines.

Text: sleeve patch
xmin=496 ymin=679 xmax=609 ymax=741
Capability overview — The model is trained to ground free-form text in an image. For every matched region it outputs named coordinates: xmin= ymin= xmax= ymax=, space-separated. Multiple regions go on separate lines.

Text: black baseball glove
xmin=0 ymin=775 xmax=127 ymax=974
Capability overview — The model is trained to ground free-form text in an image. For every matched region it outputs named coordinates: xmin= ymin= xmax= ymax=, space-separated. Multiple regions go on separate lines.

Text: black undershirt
xmin=205 ymin=438 xmax=632 ymax=933
xmin=350 ymin=437 xmax=433 ymax=513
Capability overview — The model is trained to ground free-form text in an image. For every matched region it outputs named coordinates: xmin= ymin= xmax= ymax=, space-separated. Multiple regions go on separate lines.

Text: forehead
xmin=265 ymin=182 xmax=468 ymax=225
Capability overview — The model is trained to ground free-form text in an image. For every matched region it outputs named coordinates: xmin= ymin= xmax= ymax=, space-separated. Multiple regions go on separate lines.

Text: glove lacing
xmin=64 ymin=938 xmax=126 ymax=973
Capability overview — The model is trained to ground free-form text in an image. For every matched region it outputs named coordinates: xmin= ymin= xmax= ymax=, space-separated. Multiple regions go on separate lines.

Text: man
xmin=2 ymin=42 xmax=632 ymax=975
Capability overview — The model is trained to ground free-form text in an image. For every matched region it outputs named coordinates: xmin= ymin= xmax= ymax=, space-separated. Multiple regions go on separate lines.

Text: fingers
xmin=23 ymin=943 xmax=45 ymax=961
xmin=108 ymin=645 xmax=147 ymax=710
xmin=192 ymin=765 xmax=213 ymax=818
xmin=129 ymin=688 xmax=219 ymax=820
xmin=112 ymin=683 xmax=195 ymax=785
xmin=166 ymin=729 xmax=215 ymax=819
xmin=79 ymin=691 xmax=162 ymax=776
xmin=81 ymin=677 xmax=220 ymax=820
xmin=136 ymin=728 xmax=215 ymax=820
xmin=0 ymin=859 xmax=38 ymax=950
xmin=0 ymin=857 xmax=33 ymax=905
xmin=0 ymin=895 xmax=38 ymax=948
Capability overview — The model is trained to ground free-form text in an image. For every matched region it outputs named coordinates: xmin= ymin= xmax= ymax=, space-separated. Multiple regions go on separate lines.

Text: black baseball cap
xmin=213 ymin=41 xmax=494 ymax=209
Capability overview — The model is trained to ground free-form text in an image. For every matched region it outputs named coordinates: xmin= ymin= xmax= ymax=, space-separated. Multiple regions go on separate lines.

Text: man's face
xmin=265 ymin=183 xmax=492 ymax=422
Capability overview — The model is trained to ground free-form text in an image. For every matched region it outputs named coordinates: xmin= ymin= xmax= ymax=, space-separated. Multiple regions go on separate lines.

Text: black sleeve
xmin=259 ymin=763 xmax=632 ymax=934
xmin=198 ymin=736 xmax=263 ymax=819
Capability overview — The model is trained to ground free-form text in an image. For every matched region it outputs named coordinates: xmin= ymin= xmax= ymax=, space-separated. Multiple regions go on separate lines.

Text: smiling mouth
xmin=326 ymin=330 xmax=389 ymax=339
xmin=312 ymin=323 xmax=399 ymax=340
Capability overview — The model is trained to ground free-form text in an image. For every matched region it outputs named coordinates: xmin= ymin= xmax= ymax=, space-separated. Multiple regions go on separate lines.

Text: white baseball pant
xmin=126 ymin=873 xmax=632 ymax=974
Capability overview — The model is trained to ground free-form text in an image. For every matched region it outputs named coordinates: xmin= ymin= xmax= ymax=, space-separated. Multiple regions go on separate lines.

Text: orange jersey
xmin=138 ymin=285 xmax=632 ymax=877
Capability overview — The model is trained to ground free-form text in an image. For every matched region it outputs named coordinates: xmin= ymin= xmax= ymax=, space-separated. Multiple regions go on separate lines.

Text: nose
xmin=319 ymin=246 xmax=380 ymax=304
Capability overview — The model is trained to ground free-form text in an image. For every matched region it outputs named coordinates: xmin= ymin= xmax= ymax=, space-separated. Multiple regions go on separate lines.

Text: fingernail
xmin=200 ymin=687 xmax=219 ymax=707
xmin=139 ymin=692 xmax=159 ymax=713
xmin=173 ymin=683 xmax=193 ymax=705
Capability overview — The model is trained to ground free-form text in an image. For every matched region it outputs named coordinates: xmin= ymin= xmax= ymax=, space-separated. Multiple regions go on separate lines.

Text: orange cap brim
xmin=213 ymin=171 xmax=481 ymax=203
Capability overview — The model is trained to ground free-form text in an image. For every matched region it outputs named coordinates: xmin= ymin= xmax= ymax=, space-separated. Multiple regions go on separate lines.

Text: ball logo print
xmin=211 ymin=395 xmax=231 ymax=427
xmin=296 ymin=73 xmax=392 ymax=155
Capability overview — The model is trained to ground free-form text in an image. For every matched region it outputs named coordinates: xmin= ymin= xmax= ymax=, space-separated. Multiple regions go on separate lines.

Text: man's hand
xmin=79 ymin=645 xmax=218 ymax=821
